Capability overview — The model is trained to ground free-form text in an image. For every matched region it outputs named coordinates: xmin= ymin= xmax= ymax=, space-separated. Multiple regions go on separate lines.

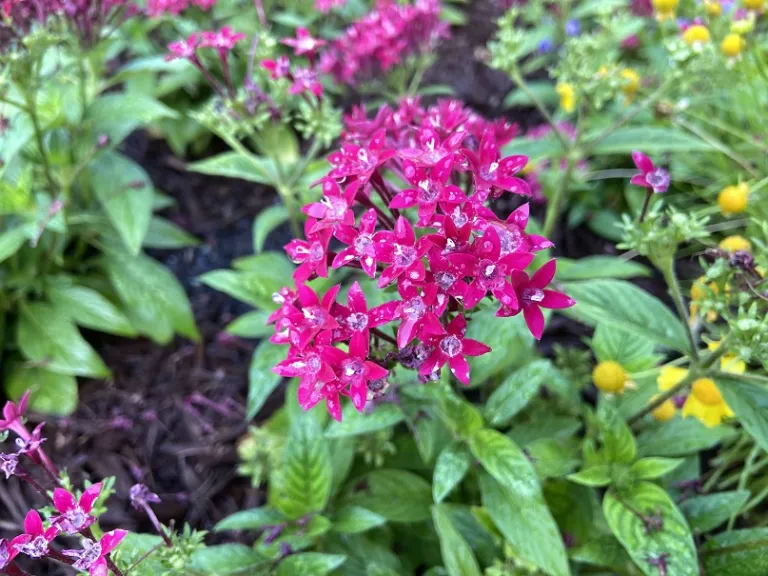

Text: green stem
xmin=727 ymin=444 xmax=760 ymax=531
xmin=628 ymin=370 xmax=697 ymax=425
xmin=25 ymin=90 xmax=56 ymax=193
xmin=542 ymin=155 xmax=576 ymax=238
xmin=510 ymin=68 xmax=569 ymax=152
xmin=287 ymin=138 xmax=322 ymax=189
xmin=662 ymin=259 xmax=700 ymax=364
xmin=406 ymin=54 xmax=431 ymax=97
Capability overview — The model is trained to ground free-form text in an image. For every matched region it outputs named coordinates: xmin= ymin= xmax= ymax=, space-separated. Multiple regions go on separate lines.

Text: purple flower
xmin=630 ymin=151 xmax=670 ymax=194
xmin=565 ymin=19 xmax=581 ymax=36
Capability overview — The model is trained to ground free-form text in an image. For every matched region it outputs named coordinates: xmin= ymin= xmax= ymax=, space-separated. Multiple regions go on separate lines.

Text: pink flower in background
xmin=261 ymin=55 xmax=291 ymax=79
xmin=165 ymin=34 xmax=199 ymax=61
xmin=419 ymin=315 xmax=491 ymax=384
xmin=281 ymin=27 xmax=326 ymax=56
xmin=315 ymin=0 xmax=346 ymax=11
xmin=200 ymin=27 xmax=245 ymax=52
xmin=0 ymin=391 xmax=29 ymax=437
xmin=630 ymin=150 xmax=670 ymax=193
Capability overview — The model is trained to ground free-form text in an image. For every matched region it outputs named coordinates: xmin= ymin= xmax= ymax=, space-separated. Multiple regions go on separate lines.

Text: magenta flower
xmin=328 ymin=129 xmax=396 ymax=183
xmin=0 ymin=391 xmax=29 ymax=437
xmin=333 ymin=208 xmax=379 ymax=277
xmin=320 ymin=342 xmax=388 ymax=412
xmin=261 ymin=55 xmax=290 ymax=79
xmin=290 ymin=67 xmax=323 ymax=97
xmin=389 ymin=157 xmax=464 ymax=225
xmin=465 ymin=129 xmax=531 ymax=199
xmin=200 ymin=26 xmax=245 ymax=52
xmin=476 ymin=203 xmax=553 ymax=255
xmin=507 ymin=259 xmax=576 ymax=340
xmin=281 ymin=27 xmax=326 ymax=56
xmin=62 ymin=530 xmax=127 ymax=576
xmin=630 ymin=150 xmax=670 ymax=194
xmin=391 ymin=283 xmax=444 ymax=349
xmin=0 ymin=453 xmax=18 ymax=479
xmin=419 ymin=315 xmax=491 ymax=385
xmin=298 ymin=379 xmax=346 ymax=422
xmin=52 ymin=483 xmax=102 ymax=534
xmin=283 ymin=284 xmax=340 ymax=350
xmin=284 ymin=218 xmax=332 ymax=283
xmin=302 ymin=179 xmax=360 ymax=231
xmin=426 ymin=251 xmax=469 ymax=302
xmin=275 ymin=347 xmax=337 ymax=391
xmin=374 ymin=216 xmax=435 ymax=288
xmin=315 ymin=0 xmax=346 ymax=11
xmin=336 ymin=282 xmax=399 ymax=352
xmin=166 ymin=33 xmax=198 ymax=61
xmin=15 ymin=511 xmax=60 ymax=559
xmin=398 ymin=127 xmax=465 ymax=167
xmin=0 ymin=536 xmax=27 ymax=570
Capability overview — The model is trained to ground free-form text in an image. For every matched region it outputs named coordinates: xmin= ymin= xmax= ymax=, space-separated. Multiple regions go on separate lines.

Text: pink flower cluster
xmin=315 ymin=0 xmax=346 ymax=12
xmin=147 ymin=0 xmax=215 ymax=17
xmin=270 ymin=98 xmax=574 ymax=422
xmin=319 ymin=0 xmax=449 ymax=85
xmin=261 ymin=28 xmax=326 ymax=97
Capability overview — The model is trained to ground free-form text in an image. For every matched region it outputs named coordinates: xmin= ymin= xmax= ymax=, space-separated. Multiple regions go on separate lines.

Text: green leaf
xmin=432 ymin=505 xmax=482 ymax=576
xmin=527 ymin=438 xmax=580 ymax=479
xmin=188 ymin=152 xmax=276 ymax=185
xmin=637 ymin=417 xmax=731 ymax=457
xmin=717 ymin=377 xmax=768 ymax=453
xmin=598 ymin=402 xmax=637 ymax=464
xmin=189 ymin=544 xmax=269 ymax=575
xmin=87 ymin=152 xmax=153 ymax=255
xmin=484 ymin=359 xmax=553 ymax=426
xmin=17 ymin=302 xmax=109 ymax=377
xmin=325 ymin=404 xmax=405 ymax=438
xmin=588 ymin=127 xmax=716 ymax=155
xmin=603 ymin=482 xmax=698 ymax=576
xmin=333 ymin=506 xmax=387 ymax=534
xmin=143 ymin=216 xmax=200 ymax=249
xmin=679 ymin=490 xmax=750 ymax=533
xmin=504 ymin=81 xmax=558 ymax=108
xmin=433 ymin=442 xmax=472 ymax=504
xmin=435 ymin=385 xmax=484 ymax=438
xmin=215 ymin=507 xmax=284 ymax=532
xmin=592 ymin=324 xmax=659 ymax=373
xmin=0 ymin=226 xmax=28 ymax=263
xmin=568 ymin=465 xmax=613 ymax=487
xmin=201 ymin=257 xmax=294 ymax=310
xmin=46 ymin=280 xmax=136 ymax=336
xmin=247 ymin=341 xmax=286 ymax=420
xmin=86 ymin=93 xmax=177 ymax=146
xmin=276 ymin=553 xmax=346 ymax=576
xmin=630 ymin=458 xmax=684 ymax=480
xmin=5 ymin=365 xmax=77 ymax=416
xmin=564 ymin=280 xmax=689 ymax=353
xmin=273 ymin=413 xmax=332 ymax=519
xmin=225 ymin=310 xmax=273 ymax=338
xmin=556 ymin=256 xmax=650 ymax=281
xmin=256 ymin=124 xmax=299 ymax=167
xmin=344 ymin=470 xmax=432 ymax=523
xmin=702 ymin=528 xmax=768 ymax=576
xmin=253 ymin=205 xmax=289 ymax=253
xmin=471 ymin=430 xmax=569 ymax=576
xmin=570 ymin=534 xmax=630 ymax=570
xmin=0 ymin=114 xmax=33 ymax=169
xmin=464 ymin=310 xmax=534 ymax=386
xmin=103 ymin=249 xmax=199 ymax=344
xmin=440 ymin=4 xmax=467 ymax=25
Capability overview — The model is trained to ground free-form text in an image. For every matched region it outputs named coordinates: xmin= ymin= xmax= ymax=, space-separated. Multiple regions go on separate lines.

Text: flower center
xmin=440 ymin=335 xmax=463 ymax=358
xmin=346 ymin=312 xmax=369 ymax=332
xmin=353 ymin=234 xmax=373 ymax=255
xmin=309 ymin=241 xmax=324 ymax=262
xmin=72 ymin=541 xmax=102 ymax=570
xmin=523 ymin=288 xmax=545 ymax=303
xmin=450 ymin=207 xmax=469 ymax=228
xmin=402 ymin=297 xmax=426 ymax=320
xmin=20 ymin=536 xmax=49 ymax=558
xmin=306 ymin=354 xmax=322 ymax=374
xmin=323 ymin=196 xmax=348 ymax=220
xmin=492 ymin=223 xmax=523 ymax=254
xmin=646 ymin=168 xmax=669 ymax=192
xmin=417 ymin=179 xmax=439 ymax=203
xmin=477 ymin=259 xmax=503 ymax=290
xmin=64 ymin=507 xmax=88 ymax=531
xmin=434 ymin=271 xmax=457 ymax=290
xmin=393 ymin=244 xmax=417 ymax=267
xmin=342 ymin=358 xmax=366 ymax=380
xmin=302 ymin=306 xmax=327 ymax=328
xmin=692 ymin=378 xmax=724 ymax=406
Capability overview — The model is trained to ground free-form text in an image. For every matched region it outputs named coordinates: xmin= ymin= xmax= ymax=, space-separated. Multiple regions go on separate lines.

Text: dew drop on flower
xmin=272 ymin=292 xmax=286 ymax=305
xmin=306 ymin=354 xmax=322 ymax=374
xmin=403 ymin=297 xmax=426 ymax=320
xmin=440 ymin=335 xmax=463 ymax=357
xmin=346 ymin=312 xmax=369 ymax=332
xmin=417 ymin=179 xmax=439 ymax=202
xmin=450 ymin=207 xmax=468 ymax=228
xmin=309 ymin=241 xmax=325 ymax=262
xmin=303 ymin=306 xmax=327 ymax=328
xmin=343 ymin=358 xmax=366 ymax=379
xmin=435 ymin=271 xmax=457 ymax=290
xmin=20 ymin=536 xmax=49 ymax=559
xmin=523 ymin=288 xmax=545 ymax=303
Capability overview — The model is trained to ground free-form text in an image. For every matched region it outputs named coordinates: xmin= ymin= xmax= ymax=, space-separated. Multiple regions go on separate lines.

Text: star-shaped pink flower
xmin=630 ymin=150 xmax=670 ymax=194
xmin=52 ymin=483 xmax=102 ymax=535
xmin=333 ymin=208 xmax=379 ymax=277
xmin=284 ymin=218 xmax=332 ymax=283
xmin=302 ymin=179 xmax=360 ymax=232
xmin=290 ymin=67 xmax=323 ymax=96
xmin=328 ymin=129 xmax=396 ymax=184
xmin=419 ymin=315 xmax=491 ymax=385
xmin=62 ymin=530 xmax=126 ymax=576
xmin=166 ymin=33 xmax=198 ymax=61
xmin=389 ymin=157 xmax=464 ymax=225
xmin=261 ymin=55 xmax=290 ymax=79
xmin=283 ymin=284 xmax=340 ymax=349
xmin=391 ymin=283 xmax=444 ymax=349
xmin=476 ymin=203 xmax=553 ymax=255
xmin=374 ymin=216 xmax=435 ymax=288
xmin=281 ymin=27 xmax=326 ymax=56
xmin=334 ymin=281 xmax=399 ymax=352
xmin=15 ymin=511 xmax=60 ymax=559
xmin=320 ymin=340 xmax=388 ymax=413
xmin=200 ymin=26 xmax=246 ymax=52
xmin=465 ymin=128 xmax=530 ymax=199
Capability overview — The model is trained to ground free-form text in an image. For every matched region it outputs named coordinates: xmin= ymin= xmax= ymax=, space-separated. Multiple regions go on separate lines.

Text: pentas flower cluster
xmin=319 ymin=0 xmax=449 ymax=85
xmin=271 ymin=98 xmax=574 ymax=422
xmin=261 ymin=27 xmax=327 ymax=97
xmin=147 ymin=0 xmax=214 ymax=17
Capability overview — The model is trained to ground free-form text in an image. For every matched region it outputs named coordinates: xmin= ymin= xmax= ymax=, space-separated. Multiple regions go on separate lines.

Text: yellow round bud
xmin=721 ymin=33 xmax=745 ymax=57
xmin=653 ymin=0 xmax=680 ymax=18
xmin=719 ymin=235 xmax=751 ymax=252
xmin=592 ymin=361 xmax=628 ymax=393
xmin=705 ymin=1 xmax=722 ymax=16
xmin=620 ymin=68 xmax=641 ymax=98
xmin=683 ymin=25 xmax=711 ymax=45
xmin=691 ymin=378 xmax=724 ymax=406
xmin=556 ymin=82 xmax=576 ymax=113
xmin=652 ymin=397 xmax=677 ymax=421
xmin=718 ymin=183 xmax=749 ymax=214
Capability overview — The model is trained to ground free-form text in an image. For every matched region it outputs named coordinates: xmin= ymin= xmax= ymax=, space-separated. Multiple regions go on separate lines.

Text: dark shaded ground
xmin=1 ymin=1 xmax=628 ymax=566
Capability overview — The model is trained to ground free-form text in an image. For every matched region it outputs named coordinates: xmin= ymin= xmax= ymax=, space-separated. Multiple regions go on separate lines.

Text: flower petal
xmin=369 ymin=301 xmax=400 ymax=326
xmin=523 ymin=304 xmax=545 ymax=340
xmin=540 ymin=290 xmax=575 ymax=309
xmin=530 ymin=259 xmax=557 ymax=289
xmin=395 ymin=216 xmax=415 ymax=245
xmin=462 ymin=338 xmax=491 ymax=357
xmin=347 ymin=282 xmax=367 ymax=313
xmin=349 ymin=381 xmax=367 ymax=412
xmin=389 ymin=188 xmax=419 ymax=209
xmin=630 ymin=174 xmax=651 ymax=188
xmin=449 ymin=355 xmax=471 ymax=385
xmin=100 ymin=530 xmax=128 ymax=555
xmin=24 ymin=510 xmax=43 ymax=536
xmin=631 ymin=150 xmax=654 ymax=173
xmin=325 ymin=392 xmax=343 ymax=422
xmin=53 ymin=488 xmax=76 ymax=513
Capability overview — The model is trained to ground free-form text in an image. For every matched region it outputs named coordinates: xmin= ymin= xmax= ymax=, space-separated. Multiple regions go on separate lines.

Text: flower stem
xmin=25 ymin=89 xmax=56 ymax=193
xmin=509 ymin=68 xmax=569 ymax=152
xmin=542 ymin=155 xmax=575 ymax=238
xmin=638 ymin=190 xmax=652 ymax=222
xmin=371 ymin=328 xmax=397 ymax=346
xmin=661 ymin=259 xmax=700 ymax=364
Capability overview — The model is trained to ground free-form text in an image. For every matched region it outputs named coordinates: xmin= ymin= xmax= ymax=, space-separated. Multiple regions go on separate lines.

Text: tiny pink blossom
xmin=165 ymin=33 xmax=198 ymax=61
xmin=630 ymin=150 xmax=670 ymax=194
xmin=52 ymin=483 xmax=102 ymax=534
xmin=15 ymin=511 xmax=60 ymax=559
xmin=419 ymin=315 xmax=491 ymax=385
xmin=261 ymin=56 xmax=291 ymax=79
xmin=281 ymin=27 xmax=326 ymax=56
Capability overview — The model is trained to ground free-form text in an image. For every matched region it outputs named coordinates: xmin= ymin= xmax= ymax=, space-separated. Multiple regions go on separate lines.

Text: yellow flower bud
xmin=652 ymin=397 xmax=677 ymax=421
xmin=718 ymin=183 xmax=749 ymax=214
xmin=683 ymin=25 xmax=711 ymax=45
xmin=721 ymin=33 xmax=745 ymax=57
xmin=719 ymin=235 xmax=751 ymax=252
xmin=705 ymin=0 xmax=722 ymax=16
xmin=620 ymin=68 xmax=641 ymax=100
xmin=592 ymin=361 xmax=629 ymax=393
xmin=744 ymin=0 xmax=764 ymax=10
xmin=653 ymin=0 xmax=679 ymax=19
xmin=556 ymin=82 xmax=576 ymax=113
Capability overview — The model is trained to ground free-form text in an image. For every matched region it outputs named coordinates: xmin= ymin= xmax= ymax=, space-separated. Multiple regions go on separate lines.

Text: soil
xmin=0 ymin=1 xmax=637 ymax=570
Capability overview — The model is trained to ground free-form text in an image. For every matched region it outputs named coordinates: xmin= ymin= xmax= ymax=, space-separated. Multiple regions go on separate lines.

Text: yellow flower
xmin=705 ymin=0 xmax=722 ymax=16
xmin=707 ymin=341 xmax=747 ymax=374
xmin=744 ymin=0 xmax=764 ymax=10
xmin=718 ymin=182 xmax=749 ymax=214
xmin=719 ymin=235 xmax=751 ymax=252
xmin=690 ymin=278 xmax=719 ymax=322
xmin=721 ymin=33 xmax=745 ymax=57
xmin=657 ymin=366 xmax=689 ymax=391
xmin=620 ymin=68 xmax=641 ymax=101
xmin=683 ymin=25 xmax=711 ymax=45
xmin=653 ymin=0 xmax=679 ymax=19
xmin=593 ymin=361 xmax=629 ymax=393
xmin=682 ymin=378 xmax=733 ymax=427
xmin=652 ymin=396 xmax=677 ymax=421
xmin=556 ymin=82 xmax=576 ymax=113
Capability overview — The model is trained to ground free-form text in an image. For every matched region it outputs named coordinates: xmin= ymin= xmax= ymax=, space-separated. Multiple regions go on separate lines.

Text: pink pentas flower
xmin=52 ymin=483 xmax=102 ymax=534
xmin=328 ymin=129 xmax=396 ymax=183
xmin=283 ymin=284 xmax=340 ymax=349
xmin=0 ymin=453 xmax=18 ymax=479
xmin=0 ymin=536 xmax=27 ymax=569
xmin=281 ymin=27 xmax=326 ymax=56
xmin=285 ymin=218 xmax=332 ymax=283
xmin=62 ymin=530 xmax=127 ymax=576
xmin=398 ymin=127 xmax=465 ymax=168
xmin=630 ymin=150 xmax=670 ymax=194
xmin=0 ymin=391 xmax=29 ymax=436
xmin=275 ymin=347 xmax=337 ymax=391
xmin=299 ymin=378 xmax=346 ymax=422
xmin=200 ymin=27 xmax=246 ymax=52
xmin=476 ymin=203 xmax=554 ymax=255
xmin=465 ymin=129 xmax=531 ymax=199
xmin=165 ymin=33 xmax=198 ymax=61
xmin=290 ymin=67 xmax=323 ymax=97
xmin=344 ymin=104 xmax=394 ymax=142
xmin=374 ymin=216 xmax=435 ymax=288
xmin=320 ymin=340 xmax=388 ymax=412
xmin=419 ymin=315 xmax=491 ymax=385
xmin=15 ymin=422 xmax=45 ymax=456
xmin=426 ymin=251 xmax=470 ymax=302
xmin=333 ymin=208 xmax=380 ymax=277
xmin=15 ymin=511 xmax=60 ymax=559
xmin=390 ymin=157 xmax=465 ymax=225
xmin=506 ymin=259 xmax=576 ymax=340
xmin=303 ymin=179 xmax=360 ymax=231
xmin=334 ymin=282 xmax=399 ymax=352
xmin=261 ymin=55 xmax=290 ymax=79
xmin=391 ymin=283 xmax=444 ymax=349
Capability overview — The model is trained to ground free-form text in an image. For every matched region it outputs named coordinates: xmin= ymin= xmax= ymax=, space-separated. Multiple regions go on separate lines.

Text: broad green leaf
xmin=570 ymin=534 xmax=631 ymax=570
xmin=276 ymin=553 xmax=346 ymax=576
xmin=46 ymin=280 xmax=136 ymax=336
xmin=86 ymin=93 xmax=177 ymax=146
xmin=484 ymin=359 xmax=553 ymax=426
xmin=256 ymin=124 xmax=299 ymax=167
xmin=433 ymin=442 xmax=472 ymax=503
xmin=189 ymin=544 xmax=269 ymax=575
xmin=328 ymin=436 xmax=355 ymax=498
xmin=589 ymin=127 xmax=716 ymax=155
xmin=679 ymin=490 xmax=750 ymax=532
xmin=435 ymin=385 xmax=484 ymax=438
xmin=440 ymin=4 xmax=467 ymax=25
xmin=630 ymin=458 xmax=684 ymax=480
xmin=556 ymin=256 xmax=650 ymax=281
xmin=0 ymin=226 xmax=28 ymax=263
xmin=598 ymin=402 xmax=637 ymax=464
xmin=717 ymin=377 xmax=768 ymax=453
xmin=214 ymin=507 xmax=284 ymax=532
xmin=143 ymin=216 xmax=200 ymax=249
xmin=333 ymin=506 xmax=387 ymax=534
xmin=344 ymin=470 xmax=432 ymax=523
xmin=5 ymin=365 xmax=77 ymax=416
xmin=0 ymin=114 xmax=33 ymax=168
xmin=432 ymin=505 xmax=482 ymax=576
xmin=471 ymin=430 xmax=569 ymax=576
xmin=248 ymin=341 xmax=286 ymax=420
xmin=568 ymin=465 xmax=612 ymax=487
xmin=188 ymin=152 xmax=276 ymax=185
xmin=253 ymin=205 xmax=289 ymax=253
xmin=591 ymin=324 xmax=659 ymax=373
xmin=225 ymin=310 xmax=273 ymax=338
xmin=637 ymin=417 xmax=732 ymax=457
xmin=273 ymin=413 xmax=332 ymax=519
xmin=464 ymin=310 xmax=534 ymax=386
xmin=603 ymin=482 xmax=698 ymax=576
xmin=564 ymin=280 xmax=689 ymax=353
xmin=443 ymin=504 xmax=500 ymax=567
xmin=702 ymin=528 xmax=768 ymax=575
xmin=527 ymin=438 xmax=580 ymax=479
xmin=201 ymin=256 xmax=294 ymax=310
xmin=503 ymin=135 xmax=565 ymax=161
xmin=325 ymin=403 xmax=405 ymax=438
xmin=17 ymin=302 xmax=109 ymax=377
xmin=104 ymin=249 xmax=199 ymax=344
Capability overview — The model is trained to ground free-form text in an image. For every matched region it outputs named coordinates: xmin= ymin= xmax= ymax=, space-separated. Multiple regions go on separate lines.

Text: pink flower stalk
xmin=281 ymin=27 xmax=326 ymax=56
xmin=52 ymin=483 xmax=102 ymax=534
xmin=15 ymin=511 xmax=60 ymax=559
xmin=419 ymin=315 xmax=491 ymax=384
xmin=630 ymin=150 xmax=670 ymax=194
xmin=62 ymin=530 xmax=127 ymax=576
